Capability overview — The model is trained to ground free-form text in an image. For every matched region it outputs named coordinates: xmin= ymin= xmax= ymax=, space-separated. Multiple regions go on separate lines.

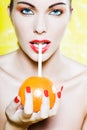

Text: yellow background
xmin=0 ymin=0 xmax=87 ymax=65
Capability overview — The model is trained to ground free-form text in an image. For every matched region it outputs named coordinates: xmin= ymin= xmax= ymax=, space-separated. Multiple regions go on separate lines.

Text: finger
xmin=19 ymin=90 xmax=50 ymax=124
xmin=13 ymin=110 xmax=40 ymax=124
xmin=49 ymin=86 xmax=63 ymax=116
xmin=28 ymin=112 xmax=42 ymax=124
xmin=23 ymin=87 xmax=33 ymax=117
xmin=57 ymin=86 xmax=63 ymax=99
xmin=49 ymin=92 xmax=60 ymax=116
xmin=6 ymin=96 xmax=21 ymax=120
xmin=9 ymin=109 xmax=31 ymax=124
xmin=28 ymin=96 xmax=50 ymax=124
xmin=40 ymin=90 xmax=50 ymax=119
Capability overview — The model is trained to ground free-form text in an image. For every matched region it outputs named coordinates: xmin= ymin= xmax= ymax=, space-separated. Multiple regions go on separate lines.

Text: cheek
xmin=14 ymin=21 xmax=34 ymax=41
xmin=56 ymin=21 xmax=68 ymax=36
xmin=48 ymin=18 xmax=68 ymax=36
xmin=11 ymin=14 xmax=28 ymax=36
xmin=12 ymin=18 xmax=22 ymax=35
xmin=12 ymin=20 xmax=27 ymax=41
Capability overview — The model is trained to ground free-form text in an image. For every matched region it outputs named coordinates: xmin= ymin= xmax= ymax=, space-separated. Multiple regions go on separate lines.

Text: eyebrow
xmin=17 ymin=1 xmax=35 ymax=9
xmin=17 ymin=1 xmax=66 ymax=9
xmin=49 ymin=2 xmax=66 ymax=8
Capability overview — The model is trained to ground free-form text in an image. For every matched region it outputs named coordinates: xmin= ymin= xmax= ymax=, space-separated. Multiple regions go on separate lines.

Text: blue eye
xmin=49 ymin=9 xmax=62 ymax=16
xmin=21 ymin=8 xmax=34 ymax=15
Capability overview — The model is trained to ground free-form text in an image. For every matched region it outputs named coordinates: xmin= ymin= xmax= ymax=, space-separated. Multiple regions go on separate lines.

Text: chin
xmin=28 ymin=56 xmax=47 ymax=63
xmin=28 ymin=53 xmax=51 ymax=63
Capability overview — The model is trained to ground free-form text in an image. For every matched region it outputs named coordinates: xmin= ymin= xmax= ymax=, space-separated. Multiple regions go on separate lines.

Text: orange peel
xmin=19 ymin=76 xmax=56 ymax=112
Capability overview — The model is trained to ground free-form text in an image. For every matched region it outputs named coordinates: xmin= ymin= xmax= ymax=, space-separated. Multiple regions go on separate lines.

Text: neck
xmin=42 ymin=50 xmax=63 ymax=75
xmin=17 ymin=48 xmax=65 ymax=81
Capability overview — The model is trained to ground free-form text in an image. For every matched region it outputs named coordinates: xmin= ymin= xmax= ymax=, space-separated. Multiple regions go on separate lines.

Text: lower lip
xmin=30 ymin=43 xmax=50 ymax=53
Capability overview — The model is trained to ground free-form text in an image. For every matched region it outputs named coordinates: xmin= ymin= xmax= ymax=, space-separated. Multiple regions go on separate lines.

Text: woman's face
xmin=9 ymin=0 xmax=72 ymax=62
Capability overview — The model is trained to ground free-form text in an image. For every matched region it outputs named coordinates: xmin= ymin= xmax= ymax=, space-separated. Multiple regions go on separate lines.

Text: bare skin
xmin=0 ymin=48 xmax=87 ymax=130
xmin=1 ymin=0 xmax=87 ymax=129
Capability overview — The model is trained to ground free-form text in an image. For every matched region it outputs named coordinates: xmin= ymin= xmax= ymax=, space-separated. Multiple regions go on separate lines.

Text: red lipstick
xmin=29 ymin=39 xmax=51 ymax=53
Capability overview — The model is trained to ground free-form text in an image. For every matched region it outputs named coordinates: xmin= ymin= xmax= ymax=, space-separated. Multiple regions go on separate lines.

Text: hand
xmin=5 ymin=86 xmax=63 ymax=128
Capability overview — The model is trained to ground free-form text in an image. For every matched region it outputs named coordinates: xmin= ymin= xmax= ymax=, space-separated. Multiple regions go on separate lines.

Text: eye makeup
xmin=48 ymin=5 xmax=66 ymax=16
xmin=16 ymin=2 xmax=66 ymax=16
xmin=16 ymin=4 xmax=34 ymax=15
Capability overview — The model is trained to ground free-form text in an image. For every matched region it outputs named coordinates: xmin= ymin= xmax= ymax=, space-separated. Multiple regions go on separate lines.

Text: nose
xmin=33 ymin=15 xmax=47 ymax=34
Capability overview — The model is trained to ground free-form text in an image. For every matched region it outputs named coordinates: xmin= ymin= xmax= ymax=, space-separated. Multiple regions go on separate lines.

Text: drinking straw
xmin=38 ymin=44 xmax=42 ymax=77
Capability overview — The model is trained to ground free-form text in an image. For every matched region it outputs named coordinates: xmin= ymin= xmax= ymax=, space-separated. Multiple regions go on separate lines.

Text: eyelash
xmin=20 ymin=8 xmax=34 ymax=15
xmin=19 ymin=7 xmax=63 ymax=16
xmin=49 ymin=9 xmax=63 ymax=16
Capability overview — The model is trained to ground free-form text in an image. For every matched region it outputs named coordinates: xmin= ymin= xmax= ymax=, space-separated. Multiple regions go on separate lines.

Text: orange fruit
xmin=19 ymin=76 xmax=56 ymax=112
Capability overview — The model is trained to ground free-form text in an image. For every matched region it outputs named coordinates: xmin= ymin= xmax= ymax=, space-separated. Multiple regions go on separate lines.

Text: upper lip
xmin=30 ymin=39 xmax=51 ymax=44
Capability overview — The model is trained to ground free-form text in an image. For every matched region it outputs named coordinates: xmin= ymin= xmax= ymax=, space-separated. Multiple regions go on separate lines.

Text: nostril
xmin=34 ymin=30 xmax=46 ymax=34
xmin=33 ymin=20 xmax=47 ymax=34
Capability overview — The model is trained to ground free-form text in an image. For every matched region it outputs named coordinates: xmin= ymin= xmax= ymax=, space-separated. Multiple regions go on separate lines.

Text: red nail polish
xmin=61 ymin=86 xmax=63 ymax=92
xmin=57 ymin=91 xmax=61 ymax=98
xmin=44 ymin=90 xmax=49 ymax=97
xmin=26 ymin=86 xmax=31 ymax=93
xmin=14 ymin=96 xmax=20 ymax=103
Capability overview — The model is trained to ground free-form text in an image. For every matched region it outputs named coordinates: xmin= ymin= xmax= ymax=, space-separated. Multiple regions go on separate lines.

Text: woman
xmin=0 ymin=0 xmax=87 ymax=130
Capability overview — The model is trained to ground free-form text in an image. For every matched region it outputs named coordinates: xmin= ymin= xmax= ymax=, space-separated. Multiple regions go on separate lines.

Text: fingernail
xmin=61 ymin=86 xmax=63 ymax=92
xmin=57 ymin=91 xmax=61 ymax=98
xmin=44 ymin=90 xmax=49 ymax=97
xmin=26 ymin=86 xmax=31 ymax=93
xmin=14 ymin=96 xmax=20 ymax=103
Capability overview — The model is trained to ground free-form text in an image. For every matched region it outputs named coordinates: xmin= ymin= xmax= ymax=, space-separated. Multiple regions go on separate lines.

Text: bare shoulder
xmin=66 ymin=55 xmax=87 ymax=91
xmin=62 ymin=55 xmax=87 ymax=89
xmin=62 ymin=56 xmax=87 ymax=110
xmin=0 ymin=51 xmax=17 ymax=65
xmin=63 ymin=55 xmax=87 ymax=76
xmin=0 ymin=51 xmax=20 ymax=80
